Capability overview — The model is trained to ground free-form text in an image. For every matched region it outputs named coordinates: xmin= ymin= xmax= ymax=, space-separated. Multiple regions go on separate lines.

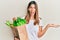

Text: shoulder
xmin=39 ymin=17 xmax=42 ymax=21
xmin=39 ymin=17 xmax=43 ymax=24
xmin=39 ymin=17 xmax=44 ymax=27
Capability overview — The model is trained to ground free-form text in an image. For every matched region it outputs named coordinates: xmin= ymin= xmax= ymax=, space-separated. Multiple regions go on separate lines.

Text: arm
xmin=38 ymin=24 xmax=60 ymax=38
xmin=38 ymin=25 xmax=49 ymax=38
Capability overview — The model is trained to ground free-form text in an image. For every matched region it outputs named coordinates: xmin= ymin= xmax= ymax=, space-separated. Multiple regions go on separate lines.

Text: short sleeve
xmin=39 ymin=19 xmax=43 ymax=27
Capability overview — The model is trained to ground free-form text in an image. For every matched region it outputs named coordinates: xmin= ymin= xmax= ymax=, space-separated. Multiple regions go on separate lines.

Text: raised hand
xmin=47 ymin=24 xmax=60 ymax=28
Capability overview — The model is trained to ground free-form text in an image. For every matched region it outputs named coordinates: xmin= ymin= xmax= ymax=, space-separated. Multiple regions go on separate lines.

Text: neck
xmin=30 ymin=15 xmax=34 ymax=20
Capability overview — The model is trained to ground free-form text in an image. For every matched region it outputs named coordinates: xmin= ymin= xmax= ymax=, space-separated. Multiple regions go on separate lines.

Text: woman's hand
xmin=47 ymin=24 xmax=60 ymax=28
xmin=12 ymin=17 xmax=17 ymax=21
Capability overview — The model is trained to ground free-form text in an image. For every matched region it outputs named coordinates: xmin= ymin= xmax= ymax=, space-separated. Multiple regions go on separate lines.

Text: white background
xmin=0 ymin=0 xmax=60 ymax=40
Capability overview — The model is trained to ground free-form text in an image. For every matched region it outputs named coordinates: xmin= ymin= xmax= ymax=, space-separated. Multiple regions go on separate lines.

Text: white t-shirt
xmin=22 ymin=17 xmax=43 ymax=40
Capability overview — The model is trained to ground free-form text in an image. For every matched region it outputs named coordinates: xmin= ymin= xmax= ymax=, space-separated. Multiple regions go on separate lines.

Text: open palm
xmin=47 ymin=24 xmax=60 ymax=28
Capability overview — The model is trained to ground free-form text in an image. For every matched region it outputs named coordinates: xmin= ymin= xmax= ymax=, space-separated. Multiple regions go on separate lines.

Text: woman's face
xmin=28 ymin=4 xmax=36 ymax=16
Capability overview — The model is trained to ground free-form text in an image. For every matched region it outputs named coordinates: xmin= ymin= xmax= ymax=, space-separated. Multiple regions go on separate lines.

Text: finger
xmin=13 ymin=17 xmax=16 ymax=21
xmin=53 ymin=25 xmax=60 ymax=28
xmin=56 ymin=25 xmax=60 ymax=27
xmin=51 ymin=24 xmax=54 ymax=25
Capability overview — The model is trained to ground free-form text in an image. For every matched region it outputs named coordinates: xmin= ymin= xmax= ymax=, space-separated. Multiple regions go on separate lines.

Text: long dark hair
xmin=25 ymin=1 xmax=39 ymax=25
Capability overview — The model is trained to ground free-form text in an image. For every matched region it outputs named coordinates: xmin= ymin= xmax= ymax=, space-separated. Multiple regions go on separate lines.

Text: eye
xmin=29 ymin=4 xmax=36 ymax=9
xmin=29 ymin=6 xmax=32 ymax=9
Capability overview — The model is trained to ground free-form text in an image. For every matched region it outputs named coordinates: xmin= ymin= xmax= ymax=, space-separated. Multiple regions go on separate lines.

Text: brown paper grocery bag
xmin=11 ymin=24 xmax=28 ymax=40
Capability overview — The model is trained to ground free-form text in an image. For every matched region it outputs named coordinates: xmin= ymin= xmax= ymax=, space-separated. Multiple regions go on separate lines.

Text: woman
xmin=13 ymin=1 xmax=60 ymax=40
xmin=24 ymin=1 xmax=60 ymax=40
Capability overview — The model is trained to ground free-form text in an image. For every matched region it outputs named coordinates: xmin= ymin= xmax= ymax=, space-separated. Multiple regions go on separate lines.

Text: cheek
xmin=33 ymin=9 xmax=36 ymax=12
xmin=28 ymin=8 xmax=31 ymax=12
xmin=29 ymin=8 xmax=36 ymax=12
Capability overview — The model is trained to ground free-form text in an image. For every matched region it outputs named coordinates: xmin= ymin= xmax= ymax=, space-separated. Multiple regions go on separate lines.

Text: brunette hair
xmin=25 ymin=1 xmax=40 ymax=25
